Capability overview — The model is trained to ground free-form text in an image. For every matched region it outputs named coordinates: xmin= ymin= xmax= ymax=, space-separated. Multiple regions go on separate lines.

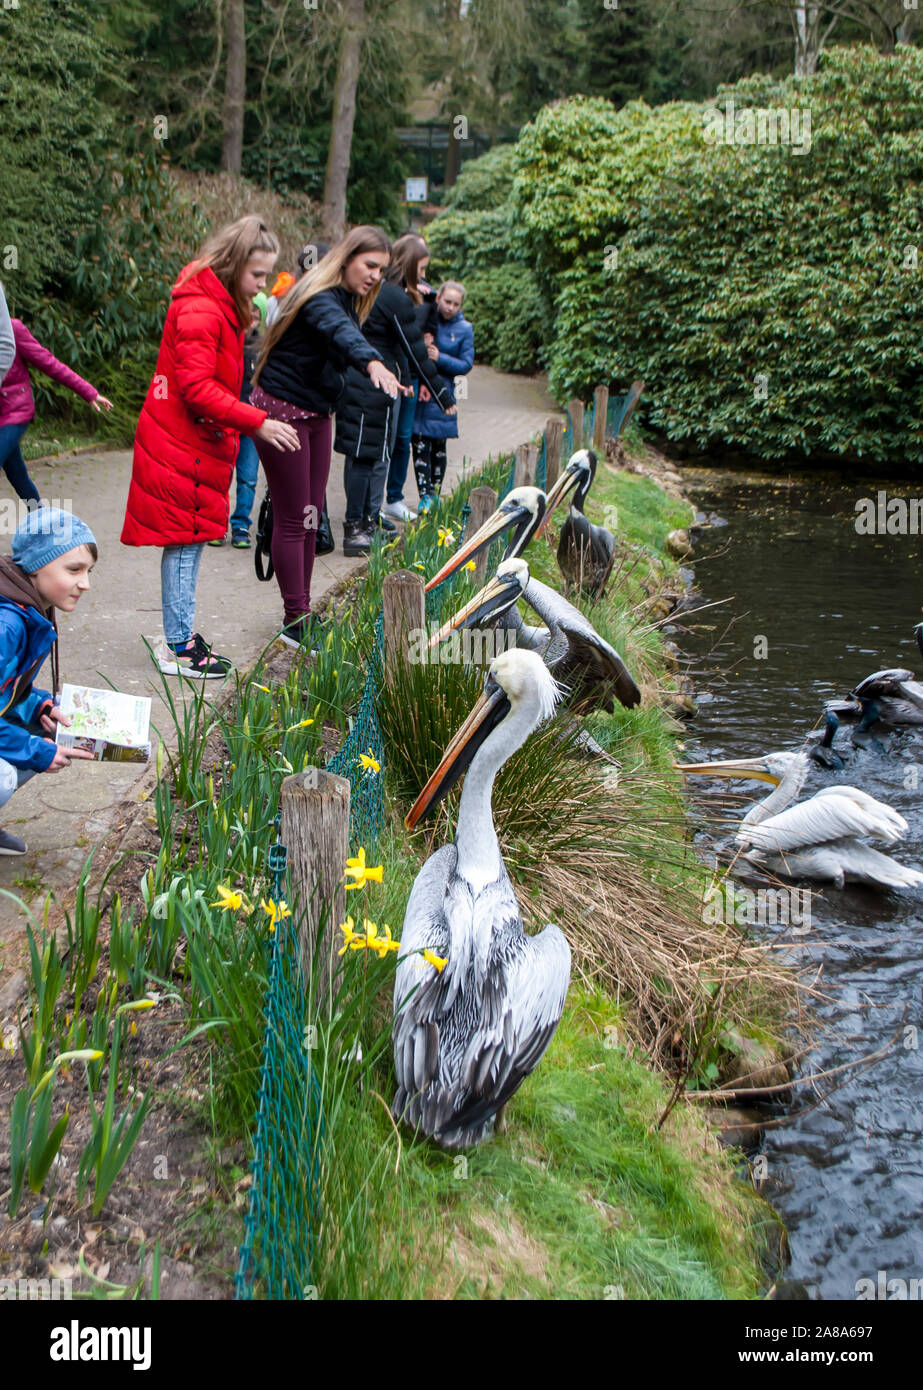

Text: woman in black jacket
xmin=252 ymin=225 xmax=405 ymax=648
xmin=334 ymin=239 xmax=456 ymax=555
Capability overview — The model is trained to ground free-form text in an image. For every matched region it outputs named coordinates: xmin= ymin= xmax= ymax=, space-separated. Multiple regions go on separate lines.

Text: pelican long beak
xmin=534 ymin=467 xmax=582 ymax=538
xmin=428 ymin=570 xmax=524 ymax=649
xmin=423 ymin=502 xmax=533 ymax=592
xmin=674 ymin=757 xmax=780 ymax=786
xmin=405 ymin=678 xmax=511 ymax=828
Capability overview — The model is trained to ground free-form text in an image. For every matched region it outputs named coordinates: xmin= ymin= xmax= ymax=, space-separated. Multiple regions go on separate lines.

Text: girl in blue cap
xmin=0 ymin=507 xmax=97 ymax=854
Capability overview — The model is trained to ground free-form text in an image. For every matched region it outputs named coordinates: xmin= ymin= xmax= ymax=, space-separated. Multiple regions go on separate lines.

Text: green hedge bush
xmin=426 ymin=144 xmax=551 ymax=374
xmin=512 ymin=48 xmax=923 ymax=465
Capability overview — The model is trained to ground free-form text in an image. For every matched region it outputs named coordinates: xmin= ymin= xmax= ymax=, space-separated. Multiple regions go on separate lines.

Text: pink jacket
xmin=0 ymin=320 xmax=97 ymax=428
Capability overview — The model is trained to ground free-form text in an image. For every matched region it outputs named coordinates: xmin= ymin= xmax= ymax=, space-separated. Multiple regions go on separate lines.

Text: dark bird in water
xmin=393 ymin=649 xmax=571 ymax=1148
xmin=534 ymin=450 xmax=616 ymax=599
xmin=824 ymin=625 xmax=923 ymax=738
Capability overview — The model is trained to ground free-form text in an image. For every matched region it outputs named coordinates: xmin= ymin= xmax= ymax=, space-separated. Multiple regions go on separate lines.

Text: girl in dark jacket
xmin=252 ymin=226 xmax=405 ymax=648
xmin=334 ymin=238 xmax=456 ymax=555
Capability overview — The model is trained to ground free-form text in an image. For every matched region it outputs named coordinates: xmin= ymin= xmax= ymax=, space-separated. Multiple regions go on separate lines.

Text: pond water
xmin=676 ymin=466 xmax=923 ymax=1302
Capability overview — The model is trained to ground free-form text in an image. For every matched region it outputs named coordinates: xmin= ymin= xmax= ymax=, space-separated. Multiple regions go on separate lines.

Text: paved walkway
xmin=0 ymin=365 xmax=559 ymax=1005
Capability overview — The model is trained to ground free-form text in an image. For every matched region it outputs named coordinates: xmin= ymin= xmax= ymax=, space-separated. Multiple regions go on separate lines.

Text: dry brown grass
xmin=170 ymin=169 xmax=322 ymax=274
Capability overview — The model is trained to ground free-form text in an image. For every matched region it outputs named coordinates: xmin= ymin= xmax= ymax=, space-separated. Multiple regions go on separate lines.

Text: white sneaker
xmin=381 ymin=499 xmax=417 ymax=522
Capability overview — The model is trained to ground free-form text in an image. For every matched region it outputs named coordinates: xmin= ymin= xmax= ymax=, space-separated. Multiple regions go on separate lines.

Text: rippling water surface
xmin=676 ymin=467 xmax=923 ymax=1301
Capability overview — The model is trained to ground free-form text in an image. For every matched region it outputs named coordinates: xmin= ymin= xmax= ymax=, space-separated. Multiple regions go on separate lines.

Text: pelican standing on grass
xmin=392 ymin=649 xmax=571 ymax=1148
xmin=429 ymin=557 xmax=641 ymax=713
xmin=676 ymin=749 xmax=923 ymax=889
xmin=534 ymin=450 xmax=616 ymax=598
xmin=424 ymin=486 xmax=546 ymax=593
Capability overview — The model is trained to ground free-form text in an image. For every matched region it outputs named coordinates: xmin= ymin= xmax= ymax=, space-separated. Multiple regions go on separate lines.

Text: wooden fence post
xmin=525 ymin=443 xmax=539 ymax=486
xmin=383 ymin=569 xmax=425 ymax=687
xmin=544 ymin=417 xmax=563 ymax=492
xmin=568 ymin=398 xmax=584 ymax=449
xmin=466 ymin=485 xmax=498 ymax=585
xmin=280 ymin=768 xmax=350 ymax=1002
xmin=593 ymin=385 xmax=609 ymax=451
xmin=513 ymin=443 xmax=530 ymax=489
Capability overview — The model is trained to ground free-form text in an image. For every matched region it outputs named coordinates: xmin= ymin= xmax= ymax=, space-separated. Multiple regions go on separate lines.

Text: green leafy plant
xmin=78 ymin=1020 xmax=151 ymax=1217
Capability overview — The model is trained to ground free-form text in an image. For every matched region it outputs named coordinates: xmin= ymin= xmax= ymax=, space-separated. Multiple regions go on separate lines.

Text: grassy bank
xmin=0 ymin=444 xmax=793 ymax=1300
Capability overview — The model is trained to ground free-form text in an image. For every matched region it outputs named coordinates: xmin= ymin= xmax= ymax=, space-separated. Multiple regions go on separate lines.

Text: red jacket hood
xmin=172 ymin=263 xmax=242 ymax=328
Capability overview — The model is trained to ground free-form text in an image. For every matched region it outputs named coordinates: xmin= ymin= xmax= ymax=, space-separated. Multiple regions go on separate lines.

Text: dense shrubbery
xmin=426 ymin=144 xmax=551 ymax=375
xmin=512 ymin=48 xmax=923 ymax=465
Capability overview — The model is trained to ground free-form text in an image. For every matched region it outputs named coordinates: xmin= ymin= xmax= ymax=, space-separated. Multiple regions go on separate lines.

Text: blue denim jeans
xmin=230 ymin=435 xmax=259 ymax=536
xmin=386 ymin=382 xmax=419 ymax=505
xmin=0 ymin=757 xmax=36 ymax=810
xmin=0 ymin=423 xmax=40 ymax=502
xmin=161 ymin=543 xmax=204 ymax=647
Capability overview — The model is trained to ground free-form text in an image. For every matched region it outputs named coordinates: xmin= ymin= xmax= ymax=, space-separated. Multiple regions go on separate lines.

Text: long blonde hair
xmin=386 ymin=234 xmax=429 ymax=305
xmin=254 ymin=225 xmax=392 ymax=383
xmin=178 ymin=215 xmax=279 ymax=329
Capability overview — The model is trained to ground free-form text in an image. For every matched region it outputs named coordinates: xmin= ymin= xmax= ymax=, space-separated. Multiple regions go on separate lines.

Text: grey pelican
xmin=392 ymin=649 xmax=571 ymax=1148
xmin=533 ymin=450 xmax=615 ymax=598
xmin=429 ymin=557 xmax=641 ymax=714
xmin=676 ymin=749 xmax=923 ymax=889
xmin=424 ymin=486 xmax=546 ymax=593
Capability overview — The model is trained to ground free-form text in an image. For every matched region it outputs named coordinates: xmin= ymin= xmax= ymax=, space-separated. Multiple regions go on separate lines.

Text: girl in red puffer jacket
xmin=0 ymin=284 xmax=113 ymax=505
xmin=121 ymin=216 xmax=299 ymax=678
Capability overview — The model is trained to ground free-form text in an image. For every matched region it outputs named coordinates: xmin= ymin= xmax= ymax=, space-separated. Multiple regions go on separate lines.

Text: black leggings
xmin=412 ymin=435 xmax=447 ymax=498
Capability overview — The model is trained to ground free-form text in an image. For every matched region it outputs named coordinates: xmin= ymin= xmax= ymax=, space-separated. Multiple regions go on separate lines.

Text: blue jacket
xmin=413 ymin=310 xmax=474 ymax=440
xmin=0 ymin=595 xmax=57 ymax=771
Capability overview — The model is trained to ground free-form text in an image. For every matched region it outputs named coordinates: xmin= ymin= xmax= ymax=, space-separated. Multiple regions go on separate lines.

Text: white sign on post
xmin=405 ymin=177 xmax=428 ymax=203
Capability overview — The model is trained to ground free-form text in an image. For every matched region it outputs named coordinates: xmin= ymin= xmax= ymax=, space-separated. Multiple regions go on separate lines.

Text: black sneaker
xmin=370 ymin=513 xmax=396 ymax=533
xmin=231 ymin=531 xmax=251 ymax=549
xmin=279 ymin=616 xmax=309 ymax=649
xmin=0 ymin=829 xmax=27 ymax=855
xmin=159 ymin=633 xmax=232 ymax=679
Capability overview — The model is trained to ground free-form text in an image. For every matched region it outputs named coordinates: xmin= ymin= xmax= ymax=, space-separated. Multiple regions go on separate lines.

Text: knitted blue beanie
xmin=11 ymin=508 xmax=97 ymax=573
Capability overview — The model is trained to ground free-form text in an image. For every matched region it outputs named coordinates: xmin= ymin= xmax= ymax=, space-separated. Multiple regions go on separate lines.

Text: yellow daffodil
xmin=332 ymin=669 xmax=338 ymax=679
xmin=337 ymin=916 xmax=400 ymax=958
xmin=286 ymin=718 xmax=315 ymax=732
xmin=251 ymin=683 xmax=271 ymax=693
xmin=338 ymin=916 xmax=359 ymax=955
xmin=437 ymin=527 xmax=456 ymax=548
xmin=363 ymin=920 xmax=400 ymax=958
xmin=115 ymin=998 xmax=157 ymax=1016
xmin=416 ymin=948 xmax=449 ymax=973
xmin=211 ymin=884 xmax=243 ymax=911
xmin=412 ymin=561 xmax=426 ymax=571
xmin=464 ymin=560 xmax=476 ymax=572
xmin=344 ymin=847 xmax=383 ymax=891
xmin=1 ymin=1030 xmax=16 ymax=1056
xmin=261 ymin=898 xmax=291 ymax=933
xmin=130 ymin=1022 xmax=138 ymax=1037
xmin=358 ymin=748 xmax=381 ymax=774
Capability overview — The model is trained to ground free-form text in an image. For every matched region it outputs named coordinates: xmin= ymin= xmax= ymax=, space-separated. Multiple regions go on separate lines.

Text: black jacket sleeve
xmin=301 ymin=291 xmax=382 ymax=373
xmin=392 ymin=297 xmax=452 ymax=411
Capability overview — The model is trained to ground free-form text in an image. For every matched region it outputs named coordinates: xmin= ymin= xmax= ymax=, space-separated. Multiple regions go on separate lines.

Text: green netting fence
xmin=234 ymin=388 xmax=636 ymax=1298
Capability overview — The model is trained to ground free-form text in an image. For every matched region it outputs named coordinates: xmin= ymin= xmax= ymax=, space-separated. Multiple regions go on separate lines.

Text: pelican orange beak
xmin=428 ymin=568 xmax=526 ymax=649
xmin=423 ymin=497 xmax=541 ymax=591
xmin=674 ymin=757 xmax=780 ymax=786
xmin=405 ymin=675 xmax=511 ymax=828
xmin=534 ymin=465 xmax=584 ymax=538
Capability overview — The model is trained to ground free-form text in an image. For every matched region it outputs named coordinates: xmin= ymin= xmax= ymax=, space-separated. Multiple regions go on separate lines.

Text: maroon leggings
xmin=255 ymin=414 xmax=333 ymax=623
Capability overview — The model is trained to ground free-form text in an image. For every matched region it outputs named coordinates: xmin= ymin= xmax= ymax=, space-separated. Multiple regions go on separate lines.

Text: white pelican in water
xmin=429 ymin=557 xmax=641 ymax=713
xmin=676 ymin=749 xmax=923 ymax=889
xmin=533 ymin=450 xmax=615 ymax=598
xmin=393 ymin=649 xmax=571 ymax=1148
